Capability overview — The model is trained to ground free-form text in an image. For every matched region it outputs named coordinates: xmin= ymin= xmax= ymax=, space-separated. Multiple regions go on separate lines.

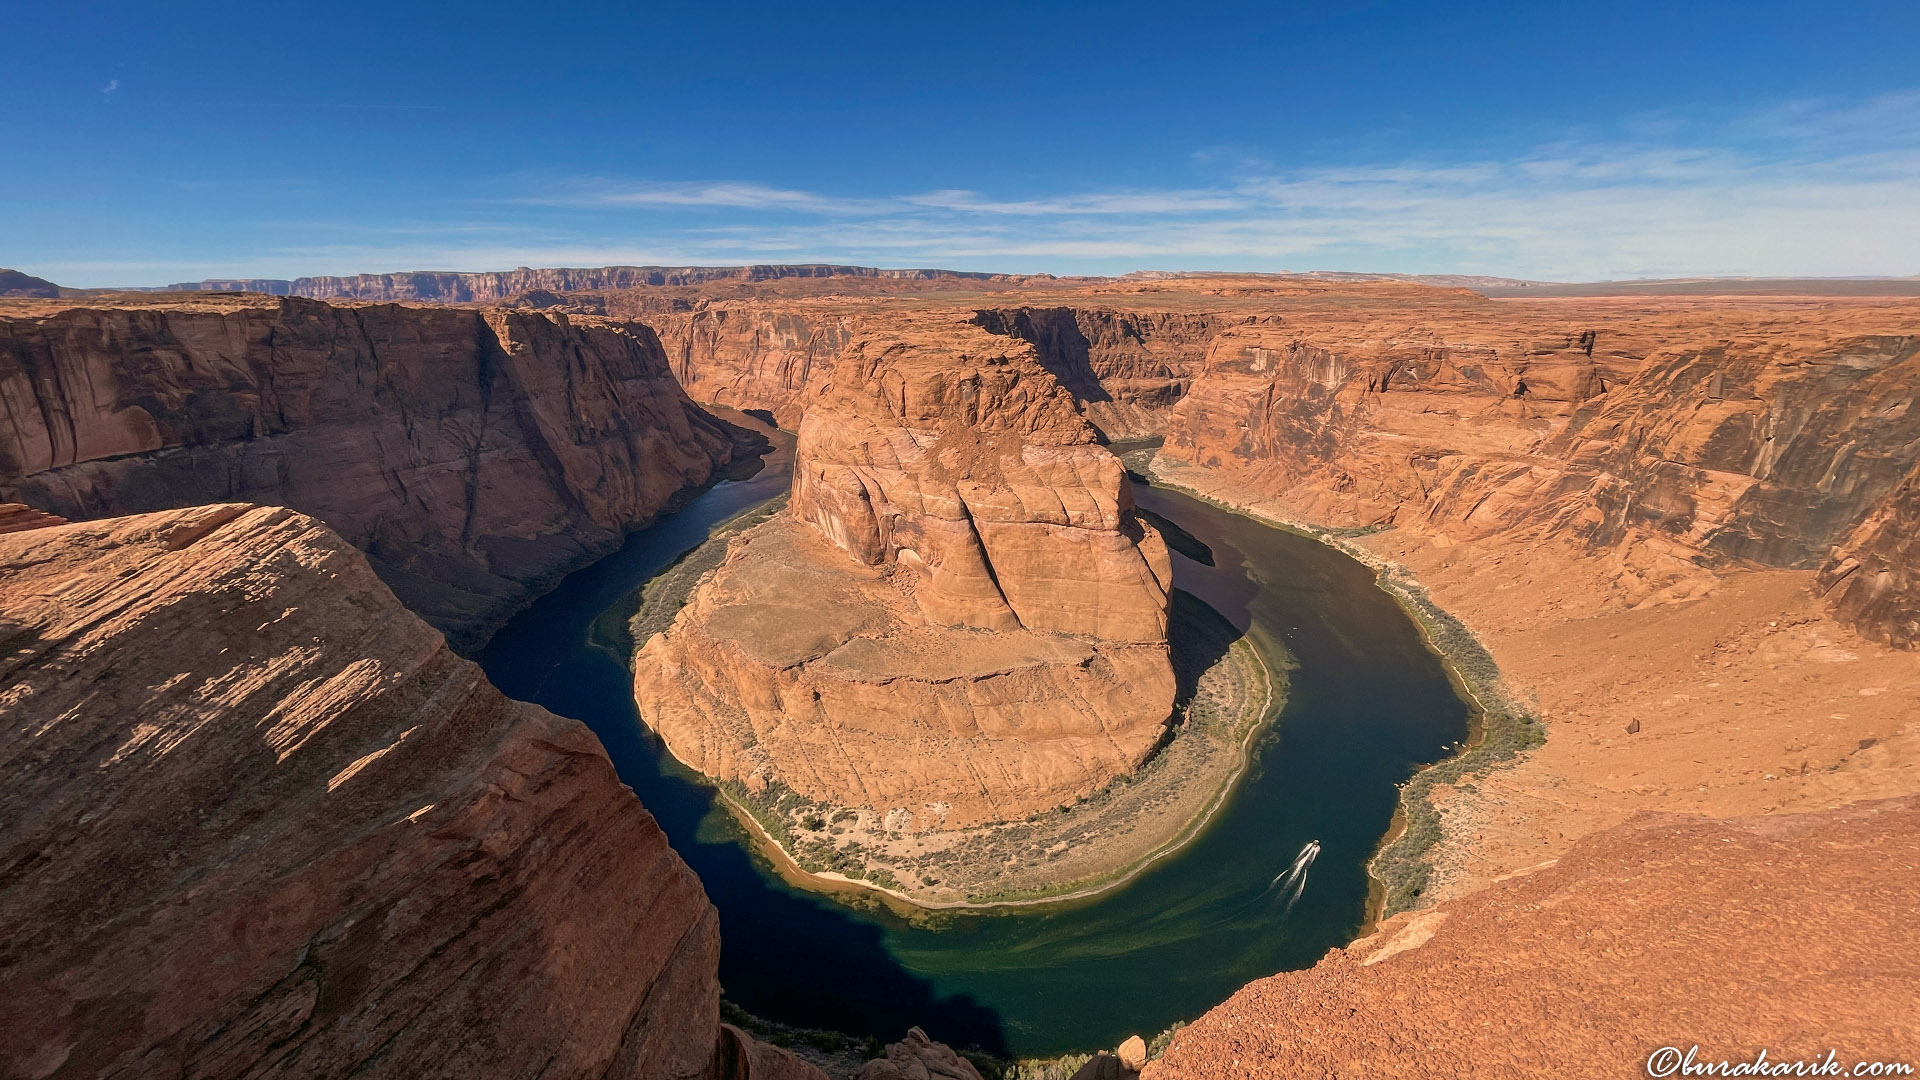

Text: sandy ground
xmin=1368 ymin=533 xmax=1920 ymax=903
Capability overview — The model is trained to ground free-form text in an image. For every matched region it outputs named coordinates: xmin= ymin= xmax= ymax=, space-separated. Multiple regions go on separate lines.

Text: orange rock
xmin=1144 ymin=799 xmax=1920 ymax=1078
xmin=0 ymin=295 xmax=741 ymax=650
xmin=852 ymin=1028 xmax=984 ymax=1080
xmin=637 ymin=316 xmax=1174 ymax=828
xmin=0 ymin=504 xmax=819 ymax=1080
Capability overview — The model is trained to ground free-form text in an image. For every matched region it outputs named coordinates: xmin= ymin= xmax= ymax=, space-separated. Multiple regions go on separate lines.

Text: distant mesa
xmin=151 ymin=264 xmax=1009 ymax=303
xmin=0 ymin=268 xmax=62 ymax=297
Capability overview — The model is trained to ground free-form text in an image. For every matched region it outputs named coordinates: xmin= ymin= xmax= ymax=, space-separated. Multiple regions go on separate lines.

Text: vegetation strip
xmin=1141 ymin=455 xmax=1546 ymax=918
xmin=701 ymin=631 xmax=1279 ymax=911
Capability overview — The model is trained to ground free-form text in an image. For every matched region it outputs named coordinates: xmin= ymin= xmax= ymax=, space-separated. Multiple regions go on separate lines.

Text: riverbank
xmin=685 ymin=592 xmax=1282 ymax=912
xmin=1138 ymin=453 xmax=1544 ymax=918
xmin=623 ymin=473 xmax=1288 ymax=909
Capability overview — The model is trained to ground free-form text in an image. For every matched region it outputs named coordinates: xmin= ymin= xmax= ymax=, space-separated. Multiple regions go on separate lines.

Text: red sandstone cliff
xmin=647 ymin=303 xmax=860 ymax=428
xmin=1150 ymin=302 xmax=1920 ymax=639
xmin=971 ymin=306 xmax=1270 ymax=440
xmin=0 ymin=294 xmax=741 ymax=650
xmin=0 ymin=504 xmax=821 ymax=1080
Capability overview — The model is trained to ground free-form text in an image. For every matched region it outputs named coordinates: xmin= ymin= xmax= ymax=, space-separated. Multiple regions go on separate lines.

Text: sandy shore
xmin=704 ymin=624 xmax=1281 ymax=911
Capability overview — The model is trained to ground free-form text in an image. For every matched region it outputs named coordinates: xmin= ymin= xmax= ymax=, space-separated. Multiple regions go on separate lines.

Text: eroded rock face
xmin=791 ymin=323 xmax=1172 ymax=642
xmin=1142 ymin=799 xmax=1920 ymax=1078
xmin=1154 ymin=303 xmax=1920 ymax=640
xmin=648 ymin=303 xmax=859 ymax=428
xmin=973 ymin=307 xmax=1268 ymax=439
xmin=1820 ymin=466 xmax=1920 ymax=646
xmin=0 ymin=296 xmax=739 ymax=649
xmin=635 ymin=319 xmax=1175 ymax=828
xmin=1161 ymin=319 xmax=1620 ymax=527
xmin=0 ymin=504 xmax=820 ymax=1080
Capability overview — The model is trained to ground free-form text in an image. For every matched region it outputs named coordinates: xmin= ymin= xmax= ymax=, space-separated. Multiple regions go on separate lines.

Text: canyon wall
xmin=0 ymin=296 xmax=741 ymax=650
xmin=1151 ymin=305 xmax=1920 ymax=640
xmin=972 ymin=307 xmax=1270 ymax=439
xmin=646 ymin=304 xmax=860 ymax=427
xmin=1819 ymin=465 xmax=1920 ymax=646
xmin=1158 ymin=318 xmax=1625 ymax=526
xmin=0 ymin=504 xmax=820 ymax=1080
xmin=635 ymin=317 xmax=1175 ymax=828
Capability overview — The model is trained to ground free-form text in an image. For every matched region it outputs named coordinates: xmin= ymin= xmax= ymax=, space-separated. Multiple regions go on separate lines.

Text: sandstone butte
xmin=0 ymin=293 xmax=746 ymax=651
xmin=634 ymin=315 xmax=1176 ymax=829
xmin=0 ymin=503 xmax=824 ymax=1080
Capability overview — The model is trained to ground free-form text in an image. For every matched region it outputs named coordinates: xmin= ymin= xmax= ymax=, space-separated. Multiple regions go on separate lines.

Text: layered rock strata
xmin=0 ymin=504 xmax=820 ymax=1080
xmin=160 ymin=265 xmax=1002 ymax=302
xmin=0 ymin=295 xmax=739 ymax=649
xmin=1815 ymin=464 xmax=1920 ymax=648
xmin=635 ymin=319 xmax=1175 ymax=829
xmin=1154 ymin=303 xmax=1920 ymax=640
xmin=972 ymin=307 xmax=1268 ymax=439
xmin=647 ymin=303 xmax=860 ymax=427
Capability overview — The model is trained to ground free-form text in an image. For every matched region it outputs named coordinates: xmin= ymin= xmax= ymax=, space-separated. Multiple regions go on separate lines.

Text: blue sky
xmin=8 ymin=1 xmax=1920 ymax=285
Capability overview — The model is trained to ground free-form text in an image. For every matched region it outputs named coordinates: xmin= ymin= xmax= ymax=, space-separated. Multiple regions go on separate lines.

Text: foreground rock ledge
xmin=1144 ymin=798 xmax=1920 ymax=1078
xmin=0 ymin=504 xmax=820 ymax=1080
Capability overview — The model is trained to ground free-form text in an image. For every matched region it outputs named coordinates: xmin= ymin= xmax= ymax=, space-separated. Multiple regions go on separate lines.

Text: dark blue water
xmin=477 ymin=449 xmax=1468 ymax=1058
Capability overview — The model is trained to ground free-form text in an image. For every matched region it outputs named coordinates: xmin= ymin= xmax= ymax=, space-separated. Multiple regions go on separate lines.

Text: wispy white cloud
xmin=901 ymin=189 xmax=1252 ymax=215
xmin=39 ymin=90 xmax=1920 ymax=284
xmin=494 ymin=91 xmax=1920 ymax=279
xmin=531 ymin=180 xmax=886 ymax=214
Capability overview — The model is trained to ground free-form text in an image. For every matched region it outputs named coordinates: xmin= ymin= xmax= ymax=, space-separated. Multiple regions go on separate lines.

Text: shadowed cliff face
xmin=0 ymin=296 xmax=740 ymax=650
xmin=635 ymin=318 xmax=1176 ymax=828
xmin=1503 ymin=333 xmax=1920 ymax=569
xmin=1819 ymin=466 xmax=1920 ymax=647
xmin=647 ymin=304 xmax=859 ymax=428
xmin=971 ymin=307 xmax=1271 ymax=440
xmin=0 ymin=505 xmax=823 ymax=1080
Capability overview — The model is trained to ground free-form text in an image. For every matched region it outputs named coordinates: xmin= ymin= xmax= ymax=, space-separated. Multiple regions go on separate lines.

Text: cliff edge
xmin=0 ymin=504 xmax=820 ymax=1080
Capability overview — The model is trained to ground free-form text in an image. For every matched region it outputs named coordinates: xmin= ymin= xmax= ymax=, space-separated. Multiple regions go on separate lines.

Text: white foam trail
xmin=1266 ymin=839 xmax=1321 ymax=893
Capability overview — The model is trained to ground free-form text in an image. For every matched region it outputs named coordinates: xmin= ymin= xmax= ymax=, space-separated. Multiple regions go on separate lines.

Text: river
xmin=477 ymin=437 xmax=1470 ymax=1059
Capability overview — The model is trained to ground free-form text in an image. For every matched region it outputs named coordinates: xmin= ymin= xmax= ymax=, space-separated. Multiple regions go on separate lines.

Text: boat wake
xmin=1265 ymin=839 xmax=1321 ymax=914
